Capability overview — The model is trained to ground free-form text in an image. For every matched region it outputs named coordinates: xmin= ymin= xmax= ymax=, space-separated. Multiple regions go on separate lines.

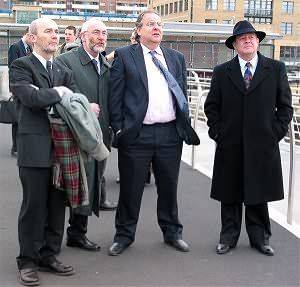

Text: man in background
xmin=8 ymin=27 xmax=33 ymax=157
xmin=57 ymin=25 xmax=77 ymax=55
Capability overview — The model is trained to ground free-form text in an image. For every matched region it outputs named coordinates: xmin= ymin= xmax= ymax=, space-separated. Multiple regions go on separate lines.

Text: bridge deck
xmin=0 ymin=124 xmax=299 ymax=286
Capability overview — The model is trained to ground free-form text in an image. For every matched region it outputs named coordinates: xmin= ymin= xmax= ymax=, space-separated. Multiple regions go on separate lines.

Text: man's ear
xmin=29 ymin=33 xmax=37 ymax=44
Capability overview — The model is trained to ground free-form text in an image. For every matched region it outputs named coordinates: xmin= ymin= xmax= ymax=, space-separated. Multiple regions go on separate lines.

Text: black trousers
xmin=17 ymin=167 xmax=66 ymax=270
xmin=114 ymin=121 xmax=183 ymax=245
xmin=219 ymin=202 xmax=271 ymax=247
xmin=11 ymin=123 xmax=18 ymax=152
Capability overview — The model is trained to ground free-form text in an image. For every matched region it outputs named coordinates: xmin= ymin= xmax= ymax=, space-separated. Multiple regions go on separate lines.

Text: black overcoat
xmin=204 ymin=53 xmax=293 ymax=205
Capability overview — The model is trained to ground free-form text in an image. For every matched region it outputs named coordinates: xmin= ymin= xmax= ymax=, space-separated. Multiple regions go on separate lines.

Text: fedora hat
xmin=225 ymin=20 xmax=266 ymax=49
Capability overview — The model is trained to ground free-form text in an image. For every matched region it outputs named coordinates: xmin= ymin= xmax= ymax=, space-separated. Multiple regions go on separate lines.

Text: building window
xmin=297 ymin=23 xmax=300 ymax=36
xmin=222 ymin=19 xmax=233 ymax=24
xmin=205 ymin=19 xmax=217 ymax=23
xmin=184 ymin=0 xmax=188 ymax=10
xmin=157 ymin=6 xmax=160 ymax=13
xmin=170 ymin=2 xmax=173 ymax=13
xmin=282 ymin=1 xmax=294 ymax=14
xmin=244 ymin=0 xmax=273 ymax=24
xmin=281 ymin=22 xmax=293 ymax=35
xmin=280 ymin=46 xmax=300 ymax=64
xmin=174 ymin=1 xmax=178 ymax=13
xmin=165 ymin=4 xmax=169 ymax=15
xmin=161 ymin=5 xmax=164 ymax=16
xmin=206 ymin=0 xmax=218 ymax=10
xmin=179 ymin=0 xmax=183 ymax=12
xmin=224 ymin=0 xmax=235 ymax=11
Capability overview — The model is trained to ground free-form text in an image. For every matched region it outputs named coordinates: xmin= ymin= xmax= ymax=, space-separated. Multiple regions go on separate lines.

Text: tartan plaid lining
xmin=50 ymin=117 xmax=89 ymax=208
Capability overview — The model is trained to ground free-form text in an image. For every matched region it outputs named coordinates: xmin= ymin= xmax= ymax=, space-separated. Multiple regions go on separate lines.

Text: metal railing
xmin=187 ymin=69 xmax=299 ymax=226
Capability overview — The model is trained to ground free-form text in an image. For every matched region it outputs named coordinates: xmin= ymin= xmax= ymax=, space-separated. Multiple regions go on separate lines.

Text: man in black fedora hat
xmin=204 ymin=20 xmax=293 ymax=256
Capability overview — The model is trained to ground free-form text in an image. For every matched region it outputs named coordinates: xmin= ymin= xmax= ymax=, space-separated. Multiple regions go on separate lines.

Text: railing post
xmin=287 ymin=120 xmax=296 ymax=224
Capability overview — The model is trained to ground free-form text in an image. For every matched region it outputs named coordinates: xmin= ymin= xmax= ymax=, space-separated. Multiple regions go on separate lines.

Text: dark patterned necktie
xmin=91 ymin=59 xmax=100 ymax=75
xmin=244 ymin=62 xmax=252 ymax=89
xmin=149 ymin=50 xmax=189 ymax=117
xmin=46 ymin=60 xmax=53 ymax=85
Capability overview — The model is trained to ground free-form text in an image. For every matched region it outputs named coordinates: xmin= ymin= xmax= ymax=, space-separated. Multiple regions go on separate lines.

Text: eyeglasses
xmin=144 ymin=21 xmax=164 ymax=28
xmin=88 ymin=30 xmax=108 ymax=37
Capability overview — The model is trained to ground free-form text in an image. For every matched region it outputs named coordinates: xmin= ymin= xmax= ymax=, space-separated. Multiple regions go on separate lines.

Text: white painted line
xmin=182 ymin=156 xmax=300 ymax=239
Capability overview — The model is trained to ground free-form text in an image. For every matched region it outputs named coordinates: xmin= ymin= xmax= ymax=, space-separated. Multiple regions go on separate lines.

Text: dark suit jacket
xmin=9 ymin=54 xmax=76 ymax=167
xmin=109 ymin=43 xmax=188 ymax=146
xmin=204 ymin=52 xmax=293 ymax=204
xmin=8 ymin=39 xmax=30 ymax=68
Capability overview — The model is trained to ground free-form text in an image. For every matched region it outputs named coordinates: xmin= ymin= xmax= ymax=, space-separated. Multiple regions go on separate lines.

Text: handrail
xmin=190 ymin=89 xmax=208 ymax=169
xmin=287 ymin=120 xmax=296 ymax=224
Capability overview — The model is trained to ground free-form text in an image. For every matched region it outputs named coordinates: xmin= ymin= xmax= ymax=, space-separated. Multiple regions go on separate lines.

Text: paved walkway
xmin=0 ymin=124 xmax=299 ymax=287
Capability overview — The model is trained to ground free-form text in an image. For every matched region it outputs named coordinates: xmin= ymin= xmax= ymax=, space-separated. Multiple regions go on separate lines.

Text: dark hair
xmin=65 ymin=25 xmax=77 ymax=35
xmin=135 ymin=10 xmax=160 ymax=28
xmin=130 ymin=27 xmax=140 ymax=43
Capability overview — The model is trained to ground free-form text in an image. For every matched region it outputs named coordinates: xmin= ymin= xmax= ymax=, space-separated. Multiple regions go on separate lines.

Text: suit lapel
xmin=19 ymin=40 xmax=27 ymax=56
xmin=131 ymin=44 xmax=148 ymax=92
xmin=99 ymin=54 xmax=110 ymax=77
xmin=29 ymin=54 xmax=52 ymax=87
xmin=247 ymin=53 xmax=271 ymax=94
xmin=52 ymin=62 xmax=62 ymax=86
xmin=226 ymin=56 xmax=245 ymax=94
xmin=161 ymin=47 xmax=176 ymax=77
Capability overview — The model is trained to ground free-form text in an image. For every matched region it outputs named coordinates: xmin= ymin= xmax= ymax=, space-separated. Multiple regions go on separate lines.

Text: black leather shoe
xmin=216 ymin=243 xmax=234 ymax=255
xmin=19 ymin=268 xmax=40 ymax=286
xmin=100 ymin=200 xmax=117 ymax=211
xmin=67 ymin=236 xmax=101 ymax=251
xmin=39 ymin=257 xmax=75 ymax=276
xmin=250 ymin=243 xmax=274 ymax=256
xmin=108 ymin=242 xmax=129 ymax=256
xmin=164 ymin=239 xmax=190 ymax=252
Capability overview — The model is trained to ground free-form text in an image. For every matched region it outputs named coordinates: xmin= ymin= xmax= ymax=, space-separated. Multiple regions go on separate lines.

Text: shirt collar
xmin=21 ymin=38 xmax=28 ymax=50
xmin=32 ymin=51 xmax=53 ymax=70
xmin=85 ymin=49 xmax=100 ymax=63
xmin=238 ymin=53 xmax=258 ymax=70
xmin=141 ymin=43 xmax=163 ymax=56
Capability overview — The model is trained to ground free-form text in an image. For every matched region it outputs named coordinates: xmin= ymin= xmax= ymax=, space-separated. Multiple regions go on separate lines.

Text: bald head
xmin=29 ymin=18 xmax=59 ymax=60
xmin=29 ymin=18 xmax=58 ymax=35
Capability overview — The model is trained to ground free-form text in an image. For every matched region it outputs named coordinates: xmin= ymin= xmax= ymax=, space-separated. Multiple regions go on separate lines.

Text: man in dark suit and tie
xmin=8 ymin=27 xmax=33 ymax=157
xmin=108 ymin=10 xmax=199 ymax=256
xmin=204 ymin=20 xmax=293 ymax=256
xmin=9 ymin=18 xmax=76 ymax=286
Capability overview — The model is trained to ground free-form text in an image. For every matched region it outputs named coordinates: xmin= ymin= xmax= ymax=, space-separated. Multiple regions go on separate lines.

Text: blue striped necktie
xmin=244 ymin=62 xmax=252 ymax=89
xmin=149 ymin=50 xmax=189 ymax=117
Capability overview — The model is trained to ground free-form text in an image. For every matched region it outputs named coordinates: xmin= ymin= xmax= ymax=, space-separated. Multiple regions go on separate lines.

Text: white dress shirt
xmin=32 ymin=51 xmax=53 ymax=71
xmin=86 ymin=51 xmax=100 ymax=74
xmin=141 ymin=44 xmax=176 ymax=124
xmin=238 ymin=53 xmax=258 ymax=77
